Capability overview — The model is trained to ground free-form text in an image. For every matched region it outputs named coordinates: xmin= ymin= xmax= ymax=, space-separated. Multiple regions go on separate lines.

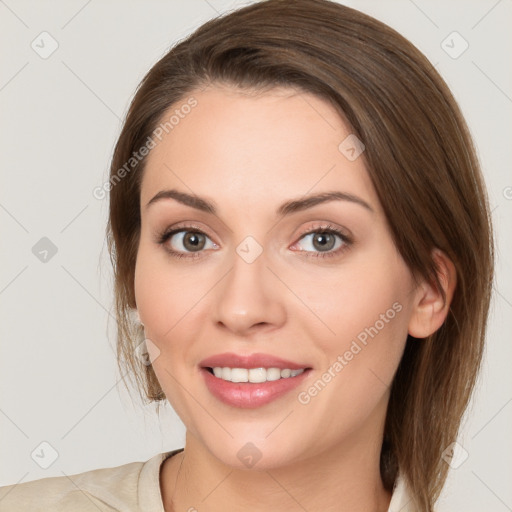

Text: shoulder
xmin=0 ymin=451 xmax=175 ymax=512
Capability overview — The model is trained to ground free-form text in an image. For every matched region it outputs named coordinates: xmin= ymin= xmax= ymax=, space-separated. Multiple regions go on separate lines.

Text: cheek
xmin=293 ymin=255 xmax=411 ymax=396
xmin=134 ymin=246 xmax=172 ymax=336
xmin=134 ymin=239 xmax=208 ymax=340
xmin=291 ymin=290 xmax=409 ymax=439
xmin=291 ymin=258 xmax=408 ymax=343
xmin=133 ymin=242 xmax=206 ymax=420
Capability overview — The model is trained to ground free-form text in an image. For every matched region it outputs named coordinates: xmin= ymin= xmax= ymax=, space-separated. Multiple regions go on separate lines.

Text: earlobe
xmin=408 ymin=248 xmax=457 ymax=339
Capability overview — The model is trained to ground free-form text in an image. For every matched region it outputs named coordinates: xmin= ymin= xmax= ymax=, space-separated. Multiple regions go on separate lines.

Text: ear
xmin=408 ymin=248 xmax=457 ymax=338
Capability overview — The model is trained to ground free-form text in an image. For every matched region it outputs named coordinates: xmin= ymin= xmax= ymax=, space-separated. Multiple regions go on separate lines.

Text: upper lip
xmin=199 ymin=352 xmax=311 ymax=370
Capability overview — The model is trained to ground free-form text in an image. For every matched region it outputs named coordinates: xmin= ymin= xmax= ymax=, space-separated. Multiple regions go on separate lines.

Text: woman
xmin=0 ymin=0 xmax=494 ymax=511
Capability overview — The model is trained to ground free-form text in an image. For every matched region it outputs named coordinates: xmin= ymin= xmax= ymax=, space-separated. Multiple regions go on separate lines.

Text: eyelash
xmin=156 ymin=223 xmax=353 ymax=260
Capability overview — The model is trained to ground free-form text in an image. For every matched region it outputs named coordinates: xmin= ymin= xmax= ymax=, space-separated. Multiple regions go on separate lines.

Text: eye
xmin=292 ymin=224 xmax=352 ymax=259
xmin=156 ymin=225 xmax=218 ymax=259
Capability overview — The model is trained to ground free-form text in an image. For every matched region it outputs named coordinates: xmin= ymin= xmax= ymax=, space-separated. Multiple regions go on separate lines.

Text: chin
xmin=198 ymin=433 xmax=306 ymax=471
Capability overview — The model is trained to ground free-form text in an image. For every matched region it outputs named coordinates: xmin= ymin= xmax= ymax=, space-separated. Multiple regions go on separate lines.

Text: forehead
xmin=141 ymin=84 xmax=380 ymax=215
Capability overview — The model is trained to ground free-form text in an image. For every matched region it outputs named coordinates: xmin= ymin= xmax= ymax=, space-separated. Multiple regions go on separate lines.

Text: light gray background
xmin=0 ymin=0 xmax=511 ymax=510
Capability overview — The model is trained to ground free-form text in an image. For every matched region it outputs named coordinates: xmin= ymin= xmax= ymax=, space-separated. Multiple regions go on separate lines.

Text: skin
xmin=134 ymin=83 xmax=456 ymax=512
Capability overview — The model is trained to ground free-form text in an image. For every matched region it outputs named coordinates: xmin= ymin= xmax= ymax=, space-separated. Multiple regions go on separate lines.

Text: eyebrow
xmin=145 ymin=188 xmax=374 ymax=215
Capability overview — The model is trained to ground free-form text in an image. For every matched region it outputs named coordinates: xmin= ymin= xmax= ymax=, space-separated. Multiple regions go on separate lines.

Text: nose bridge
xmin=212 ymin=236 xmax=286 ymax=334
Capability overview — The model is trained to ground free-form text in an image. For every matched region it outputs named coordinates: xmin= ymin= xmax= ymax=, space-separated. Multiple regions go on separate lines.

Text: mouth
xmin=198 ymin=352 xmax=313 ymax=408
xmin=203 ymin=366 xmax=310 ymax=383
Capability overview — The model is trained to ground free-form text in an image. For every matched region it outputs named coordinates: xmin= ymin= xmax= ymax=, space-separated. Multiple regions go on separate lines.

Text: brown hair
xmin=105 ymin=0 xmax=494 ymax=509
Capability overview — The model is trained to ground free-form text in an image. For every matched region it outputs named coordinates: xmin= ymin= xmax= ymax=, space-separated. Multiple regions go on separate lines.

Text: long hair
xmin=105 ymin=1 xmax=494 ymax=509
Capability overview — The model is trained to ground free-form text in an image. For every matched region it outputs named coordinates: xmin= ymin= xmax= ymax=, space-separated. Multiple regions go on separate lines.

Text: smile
xmin=199 ymin=352 xmax=313 ymax=408
xmin=208 ymin=366 xmax=306 ymax=383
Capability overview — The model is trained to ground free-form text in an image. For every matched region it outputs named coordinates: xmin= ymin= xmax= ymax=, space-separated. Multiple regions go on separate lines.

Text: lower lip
xmin=201 ymin=368 xmax=312 ymax=409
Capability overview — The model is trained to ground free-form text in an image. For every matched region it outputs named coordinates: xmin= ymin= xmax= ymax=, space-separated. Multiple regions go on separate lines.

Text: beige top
xmin=0 ymin=448 xmax=415 ymax=511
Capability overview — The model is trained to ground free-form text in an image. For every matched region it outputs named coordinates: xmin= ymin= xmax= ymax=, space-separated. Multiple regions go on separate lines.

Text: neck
xmin=161 ymin=424 xmax=392 ymax=512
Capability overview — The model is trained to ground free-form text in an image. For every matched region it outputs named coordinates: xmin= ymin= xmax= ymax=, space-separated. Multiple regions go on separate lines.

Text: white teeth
xmin=266 ymin=368 xmax=281 ymax=381
xmin=231 ymin=368 xmax=248 ymax=382
xmin=248 ymin=368 xmax=267 ymax=383
xmin=210 ymin=367 xmax=306 ymax=383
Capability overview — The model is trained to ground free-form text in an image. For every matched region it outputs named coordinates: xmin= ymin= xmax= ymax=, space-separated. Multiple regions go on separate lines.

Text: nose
xmin=212 ymin=247 xmax=287 ymax=337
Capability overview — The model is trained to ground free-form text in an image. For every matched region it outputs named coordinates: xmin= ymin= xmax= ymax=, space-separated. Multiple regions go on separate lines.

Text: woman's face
xmin=135 ymin=84 xmax=419 ymax=468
